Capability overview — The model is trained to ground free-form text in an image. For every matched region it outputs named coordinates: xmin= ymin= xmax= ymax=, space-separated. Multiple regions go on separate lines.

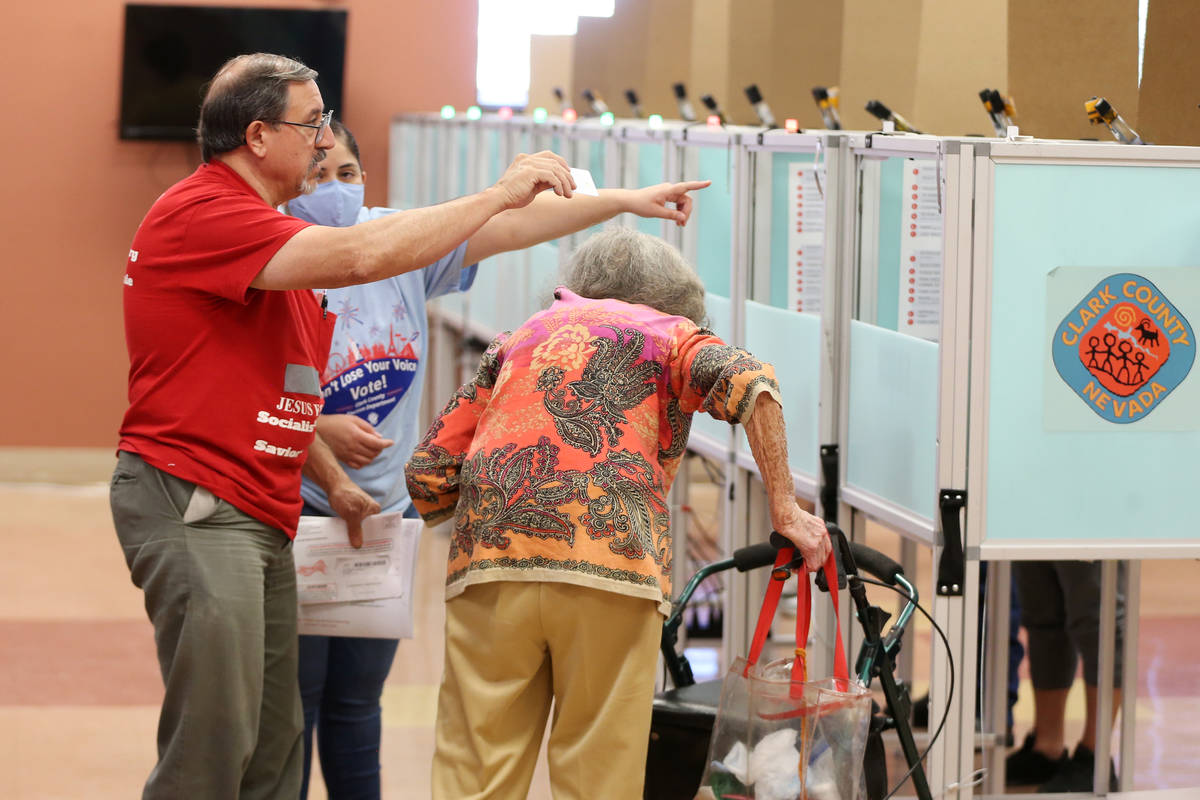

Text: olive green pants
xmin=111 ymin=451 xmax=303 ymax=800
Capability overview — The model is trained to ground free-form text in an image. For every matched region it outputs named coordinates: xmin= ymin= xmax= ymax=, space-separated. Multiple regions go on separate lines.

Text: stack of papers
xmin=293 ymin=512 xmax=423 ymax=639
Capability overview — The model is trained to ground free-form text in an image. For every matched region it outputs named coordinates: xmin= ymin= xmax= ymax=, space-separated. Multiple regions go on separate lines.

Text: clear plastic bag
xmin=696 ymin=551 xmax=872 ymax=800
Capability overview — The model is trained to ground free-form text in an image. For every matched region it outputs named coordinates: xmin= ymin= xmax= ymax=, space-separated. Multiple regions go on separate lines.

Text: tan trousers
xmin=432 ymin=581 xmax=662 ymax=800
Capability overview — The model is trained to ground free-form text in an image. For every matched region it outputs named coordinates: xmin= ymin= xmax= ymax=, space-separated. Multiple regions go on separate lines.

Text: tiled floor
xmin=2 ymin=451 xmax=1198 ymax=798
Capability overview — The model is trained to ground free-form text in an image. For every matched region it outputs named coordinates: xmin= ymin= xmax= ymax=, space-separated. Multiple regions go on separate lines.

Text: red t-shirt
xmin=118 ymin=161 xmax=335 ymax=536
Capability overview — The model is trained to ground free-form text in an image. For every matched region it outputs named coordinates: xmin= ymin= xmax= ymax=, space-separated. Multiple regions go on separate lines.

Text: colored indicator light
xmin=706 ymin=114 xmax=721 ymax=128
xmin=533 ymin=107 xmax=548 ymax=123
xmin=785 ymin=118 xmax=799 ymax=133
xmin=498 ymin=106 xmax=514 ymax=120
xmin=600 ymin=111 xmax=615 ymax=126
xmin=440 ymin=105 xmax=456 ymax=119
xmin=466 ymin=105 xmax=482 ymax=120
xmin=563 ymin=107 xmax=578 ymax=123
xmin=648 ymin=113 xmax=664 ymax=129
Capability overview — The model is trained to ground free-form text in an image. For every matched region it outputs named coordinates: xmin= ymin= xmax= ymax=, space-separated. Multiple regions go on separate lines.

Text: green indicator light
xmin=533 ymin=107 xmax=548 ymax=123
xmin=466 ymin=105 xmax=482 ymax=120
xmin=648 ymin=114 xmax=664 ymax=129
xmin=440 ymin=105 xmax=456 ymax=119
xmin=600 ymin=111 xmax=615 ymax=126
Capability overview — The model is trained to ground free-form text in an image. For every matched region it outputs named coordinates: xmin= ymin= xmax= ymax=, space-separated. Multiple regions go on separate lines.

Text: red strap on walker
xmin=745 ymin=546 xmax=848 ymax=686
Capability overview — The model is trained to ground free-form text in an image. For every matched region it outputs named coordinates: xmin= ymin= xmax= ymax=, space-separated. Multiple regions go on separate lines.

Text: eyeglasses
xmin=276 ymin=109 xmax=334 ymax=145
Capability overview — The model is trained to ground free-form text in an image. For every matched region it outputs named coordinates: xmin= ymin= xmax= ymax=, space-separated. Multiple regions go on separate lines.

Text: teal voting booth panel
xmin=390 ymin=119 xmax=420 ymax=210
xmin=484 ymin=127 xmax=503 ymax=186
xmin=636 ymin=141 xmax=667 ymax=236
xmin=981 ymin=159 xmax=1200 ymax=546
xmin=468 ymin=260 xmax=502 ymax=336
xmin=454 ymin=124 xmax=470 ymax=199
xmin=576 ymin=136 xmax=608 ymax=238
xmin=529 ymin=241 xmax=559 ymax=300
xmin=841 ymin=140 xmax=947 ymax=533
xmin=740 ymin=301 xmax=820 ymax=476
xmin=855 ymin=157 xmax=906 ymax=330
xmin=692 ymin=146 xmax=734 ymax=298
xmin=873 ymin=158 xmax=905 ymax=331
xmin=845 ymin=321 xmax=939 ymax=522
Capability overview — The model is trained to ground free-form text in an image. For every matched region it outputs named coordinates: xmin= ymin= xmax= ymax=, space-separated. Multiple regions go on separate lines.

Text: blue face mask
xmin=289 ymin=180 xmax=365 ymax=227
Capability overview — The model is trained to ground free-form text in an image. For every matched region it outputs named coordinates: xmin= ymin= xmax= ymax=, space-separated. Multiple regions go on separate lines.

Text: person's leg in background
xmin=1037 ymin=561 xmax=1125 ymax=793
xmin=298 ymin=634 xmax=330 ymax=799
xmin=1007 ymin=561 xmax=1074 ymax=786
xmin=312 ymin=637 xmax=400 ymax=799
xmin=432 ymin=581 xmax=555 ymax=800
xmin=1006 ymin=572 xmax=1025 ymax=739
xmin=542 ymin=584 xmax=662 ymax=800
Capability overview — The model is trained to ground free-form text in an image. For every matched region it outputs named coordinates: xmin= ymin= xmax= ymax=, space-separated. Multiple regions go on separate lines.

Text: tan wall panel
xmin=641 ymin=0 xmax=696 ymax=118
xmin=838 ymin=0 xmax=924 ymax=131
xmin=1137 ymin=0 xmax=1200 ymax=145
xmin=912 ymin=0 xmax=1007 ymax=136
xmin=573 ymin=0 xmax=651 ymax=115
xmin=769 ymin=0 xmax=845 ymax=130
xmin=529 ymin=35 xmax=575 ymax=114
xmin=1006 ymin=0 xmax=1138 ymax=141
xmin=723 ymin=0 xmax=775 ymax=125
xmin=688 ymin=0 xmax=734 ymax=119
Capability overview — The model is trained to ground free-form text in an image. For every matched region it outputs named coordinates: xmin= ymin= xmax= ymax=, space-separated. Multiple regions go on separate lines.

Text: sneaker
xmin=1038 ymin=744 xmax=1118 ymax=793
xmin=1006 ymin=732 xmax=1067 ymax=786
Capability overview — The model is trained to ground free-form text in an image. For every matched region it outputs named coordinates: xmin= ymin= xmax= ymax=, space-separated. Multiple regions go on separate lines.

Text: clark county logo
xmin=1052 ymin=273 xmax=1194 ymax=423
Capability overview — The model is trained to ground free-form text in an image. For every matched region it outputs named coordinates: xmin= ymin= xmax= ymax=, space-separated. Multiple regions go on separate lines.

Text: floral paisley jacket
xmin=405 ymin=288 xmax=780 ymax=614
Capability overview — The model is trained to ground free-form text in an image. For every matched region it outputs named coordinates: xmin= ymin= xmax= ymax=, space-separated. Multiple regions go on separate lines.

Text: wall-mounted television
xmin=119 ymin=4 xmax=347 ymax=141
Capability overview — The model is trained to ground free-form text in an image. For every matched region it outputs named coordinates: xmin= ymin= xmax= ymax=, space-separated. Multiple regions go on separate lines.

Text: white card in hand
xmin=569 ymin=167 xmax=599 ymax=196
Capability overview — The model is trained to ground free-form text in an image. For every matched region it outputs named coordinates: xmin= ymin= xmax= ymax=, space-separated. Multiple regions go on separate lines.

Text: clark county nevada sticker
xmin=1052 ymin=273 xmax=1195 ymax=424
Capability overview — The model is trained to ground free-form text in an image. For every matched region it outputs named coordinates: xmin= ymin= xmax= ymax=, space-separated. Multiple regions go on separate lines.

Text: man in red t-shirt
xmin=110 ymin=53 xmax=582 ymax=800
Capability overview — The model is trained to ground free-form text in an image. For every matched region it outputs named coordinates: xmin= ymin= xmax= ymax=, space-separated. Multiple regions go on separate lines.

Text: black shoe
xmin=1006 ymin=732 xmax=1067 ymax=787
xmin=1038 ymin=744 xmax=1118 ymax=793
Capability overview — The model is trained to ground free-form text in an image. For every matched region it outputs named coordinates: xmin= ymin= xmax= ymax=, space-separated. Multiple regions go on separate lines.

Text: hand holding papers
xmin=294 ymin=512 xmax=423 ymax=639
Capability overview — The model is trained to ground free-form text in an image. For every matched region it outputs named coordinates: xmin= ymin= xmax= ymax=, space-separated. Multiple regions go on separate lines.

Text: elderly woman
xmin=405 ymin=228 xmax=831 ymax=800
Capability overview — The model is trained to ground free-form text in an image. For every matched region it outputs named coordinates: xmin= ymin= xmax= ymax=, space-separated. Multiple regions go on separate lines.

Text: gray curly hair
xmin=561 ymin=228 xmax=707 ymax=325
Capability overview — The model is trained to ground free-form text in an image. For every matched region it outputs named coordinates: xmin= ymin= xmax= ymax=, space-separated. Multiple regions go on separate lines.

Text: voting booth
xmin=847 ymin=132 xmax=1200 ymax=796
xmin=390 ymin=111 xmax=1200 ymax=797
xmin=962 ymin=138 xmax=1200 ymax=796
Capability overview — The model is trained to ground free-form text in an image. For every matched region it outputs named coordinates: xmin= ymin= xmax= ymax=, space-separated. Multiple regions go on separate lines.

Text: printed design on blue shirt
xmin=321 ymin=325 xmax=420 ymax=426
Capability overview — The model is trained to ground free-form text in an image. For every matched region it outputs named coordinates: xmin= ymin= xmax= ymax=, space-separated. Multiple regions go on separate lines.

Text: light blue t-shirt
xmin=299 ymin=206 xmax=478 ymax=515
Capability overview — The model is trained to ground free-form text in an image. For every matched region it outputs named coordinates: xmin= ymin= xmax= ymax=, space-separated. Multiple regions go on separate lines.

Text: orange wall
xmin=2 ymin=0 xmax=476 ymax=447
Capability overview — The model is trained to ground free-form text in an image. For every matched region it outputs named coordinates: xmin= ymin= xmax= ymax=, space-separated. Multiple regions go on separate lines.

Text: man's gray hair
xmin=562 ymin=228 xmax=708 ymax=325
xmin=196 ymin=53 xmax=317 ymax=162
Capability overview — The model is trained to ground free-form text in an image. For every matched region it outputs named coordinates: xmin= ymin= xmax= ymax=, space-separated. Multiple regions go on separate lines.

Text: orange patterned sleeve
xmin=404 ymin=333 xmax=508 ymax=523
xmin=671 ymin=325 xmax=782 ymax=425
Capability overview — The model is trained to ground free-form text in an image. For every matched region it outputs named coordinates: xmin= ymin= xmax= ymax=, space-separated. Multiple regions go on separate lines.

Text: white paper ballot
xmin=294 ymin=514 xmax=423 ymax=639
xmin=570 ymin=167 xmax=599 ymax=196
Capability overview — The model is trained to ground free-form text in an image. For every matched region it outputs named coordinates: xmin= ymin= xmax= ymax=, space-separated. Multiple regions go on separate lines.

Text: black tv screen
xmin=119 ymin=4 xmax=347 ymax=140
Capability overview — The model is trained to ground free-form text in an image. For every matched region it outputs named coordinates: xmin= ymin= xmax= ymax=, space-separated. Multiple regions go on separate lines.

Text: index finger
xmin=674 ymin=179 xmax=712 ymax=192
xmin=346 ymin=518 xmax=364 ymax=548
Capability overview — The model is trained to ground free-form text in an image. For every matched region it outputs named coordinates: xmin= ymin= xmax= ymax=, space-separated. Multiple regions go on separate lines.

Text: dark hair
xmin=330 ymin=119 xmax=362 ymax=169
xmin=196 ymin=53 xmax=317 ymax=162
